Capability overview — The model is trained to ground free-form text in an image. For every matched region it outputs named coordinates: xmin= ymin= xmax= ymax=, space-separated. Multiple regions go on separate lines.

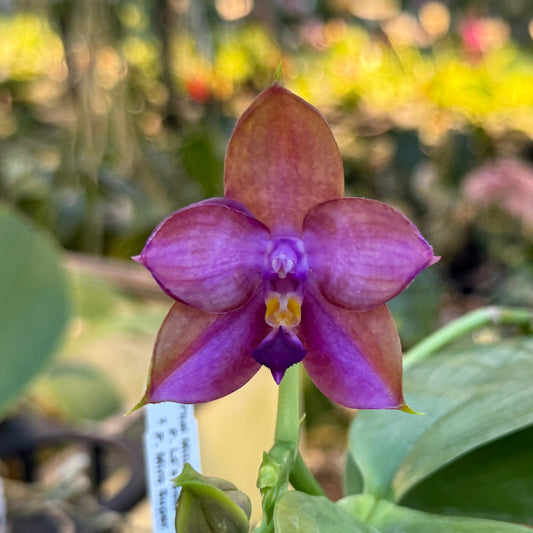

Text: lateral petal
xmin=300 ymin=281 xmax=404 ymax=409
xmin=143 ymin=294 xmax=269 ymax=404
xmin=224 ymin=84 xmax=344 ymax=233
xmin=136 ymin=198 xmax=270 ymax=313
xmin=303 ymin=198 xmax=438 ymax=311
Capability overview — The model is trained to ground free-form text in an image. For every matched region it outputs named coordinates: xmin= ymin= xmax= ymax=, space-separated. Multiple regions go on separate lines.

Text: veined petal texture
xmin=303 ymin=198 xmax=437 ymax=311
xmin=145 ymin=294 xmax=269 ymax=404
xmin=300 ymin=281 xmax=404 ymax=409
xmin=137 ymin=198 xmax=269 ymax=313
xmin=224 ymin=84 xmax=344 ymax=233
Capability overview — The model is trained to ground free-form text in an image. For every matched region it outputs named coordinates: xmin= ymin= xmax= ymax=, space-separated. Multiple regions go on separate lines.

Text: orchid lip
xmin=252 ymin=327 xmax=307 ymax=384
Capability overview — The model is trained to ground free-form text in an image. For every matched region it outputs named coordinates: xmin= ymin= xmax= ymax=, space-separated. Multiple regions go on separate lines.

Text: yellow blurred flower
xmin=0 ymin=14 xmax=64 ymax=81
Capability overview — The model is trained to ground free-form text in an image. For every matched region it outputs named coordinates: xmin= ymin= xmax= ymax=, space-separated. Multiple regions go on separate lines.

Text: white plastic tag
xmin=0 ymin=477 xmax=6 ymax=533
xmin=144 ymin=403 xmax=201 ymax=533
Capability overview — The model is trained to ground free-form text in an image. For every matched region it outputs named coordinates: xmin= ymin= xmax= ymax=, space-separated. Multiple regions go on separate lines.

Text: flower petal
xmin=303 ymin=198 xmax=438 ymax=311
xmin=143 ymin=293 xmax=269 ymax=404
xmin=224 ymin=84 xmax=344 ymax=233
xmin=299 ymin=281 xmax=404 ymax=409
xmin=136 ymin=198 xmax=270 ymax=313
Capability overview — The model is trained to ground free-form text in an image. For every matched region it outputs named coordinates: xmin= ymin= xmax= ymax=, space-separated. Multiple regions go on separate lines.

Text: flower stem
xmin=403 ymin=306 xmax=533 ymax=370
xmin=255 ymin=364 xmax=327 ymax=531
xmin=255 ymin=365 xmax=301 ymax=532
xmin=274 ymin=364 xmax=301 ymax=445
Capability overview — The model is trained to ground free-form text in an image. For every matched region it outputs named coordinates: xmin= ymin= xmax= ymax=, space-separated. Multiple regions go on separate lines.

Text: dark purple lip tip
xmin=252 ymin=326 xmax=306 ymax=383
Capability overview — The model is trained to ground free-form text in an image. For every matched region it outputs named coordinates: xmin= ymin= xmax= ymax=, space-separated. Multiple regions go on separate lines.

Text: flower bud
xmin=174 ymin=463 xmax=251 ymax=533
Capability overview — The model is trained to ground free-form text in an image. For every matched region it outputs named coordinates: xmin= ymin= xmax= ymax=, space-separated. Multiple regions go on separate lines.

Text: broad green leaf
xmin=32 ymin=361 xmax=122 ymax=421
xmin=339 ymin=494 xmax=532 ymax=533
xmin=0 ymin=204 xmax=71 ymax=417
xmin=275 ymin=491 xmax=378 ymax=533
xmin=402 ymin=424 xmax=533 ymax=524
xmin=349 ymin=338 xmax=533 ymax=502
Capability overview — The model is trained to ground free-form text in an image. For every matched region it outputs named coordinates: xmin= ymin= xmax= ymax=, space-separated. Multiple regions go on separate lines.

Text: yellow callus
xmin=265 ymin=292 xmax=302 ymax=328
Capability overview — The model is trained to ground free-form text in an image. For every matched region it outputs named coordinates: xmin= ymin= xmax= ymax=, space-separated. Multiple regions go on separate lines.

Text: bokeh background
xmin=2 ymin=0 xmax=533 ymax=531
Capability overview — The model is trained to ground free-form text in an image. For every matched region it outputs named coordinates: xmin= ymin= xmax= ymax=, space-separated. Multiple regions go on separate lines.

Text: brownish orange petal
xmin=224 ymin=84 xmax=344 ymax=233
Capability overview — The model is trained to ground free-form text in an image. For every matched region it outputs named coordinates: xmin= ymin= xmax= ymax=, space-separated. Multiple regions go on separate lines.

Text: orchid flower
xmin=135 ymin=84 xmax=438 ymax=409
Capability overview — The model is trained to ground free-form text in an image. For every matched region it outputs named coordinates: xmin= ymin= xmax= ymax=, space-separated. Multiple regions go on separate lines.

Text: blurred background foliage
xmin=2 ymin=0 xmax=533 ymax=530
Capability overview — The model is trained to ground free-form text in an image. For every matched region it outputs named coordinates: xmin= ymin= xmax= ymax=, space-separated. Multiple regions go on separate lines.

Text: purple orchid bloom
xmin=135 ymin=84 xmax=438 ymax=409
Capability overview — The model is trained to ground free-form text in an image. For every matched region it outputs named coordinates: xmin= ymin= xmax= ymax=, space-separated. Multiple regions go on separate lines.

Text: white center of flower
xmin=263 ymin=237 xmax=308 ymax=282
xmin=270 ymin=242 xmax=297 ymax=278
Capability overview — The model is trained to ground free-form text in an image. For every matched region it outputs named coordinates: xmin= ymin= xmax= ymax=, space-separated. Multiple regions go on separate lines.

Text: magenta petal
xmin=299 ymin=281 xmax=404 ymax=409
xmin=252 ymin=327 xmax=307 ymax=384
xmin=145 ymin=293 xmax=269 ymax=404
xmin=138 ymin=198 xmax=270 ymax=313
xmin=224 ymin=84 xmax=344 ymax=233
xmin=303 ymin=198 xmax=437 ymax=311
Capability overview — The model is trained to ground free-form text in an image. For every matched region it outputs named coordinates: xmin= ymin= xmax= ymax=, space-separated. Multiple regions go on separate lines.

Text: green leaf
xmin=349 ymin=338 xmax=533 ymax=502
xmin=174 ymin=463 xmax=251 ymax=533
xmin=339 ymin=495 xmax=533 ymax=533
xmin=343 ymin=451 xmax=364 ymax=496
xmin=274 ymin=491 xmax=378 ymax=533
xmin=32 ymin=361 xmax=122 ymax=421
xmin=0 ymin=204 xmax=71 ymax=417
xmin=401 ymin=424 xmax=533 ymax=524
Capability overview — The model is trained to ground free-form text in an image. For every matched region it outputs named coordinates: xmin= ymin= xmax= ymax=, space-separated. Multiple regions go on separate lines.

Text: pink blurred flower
xmin=463 ymin=157 xmax=533 ymax=231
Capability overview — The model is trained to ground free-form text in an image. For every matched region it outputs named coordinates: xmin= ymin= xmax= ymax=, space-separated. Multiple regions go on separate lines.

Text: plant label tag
xmin=144 ymin=403 xmax=201 ymax=533
xmin=0 ymin=478 xmax=6 ymax=533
